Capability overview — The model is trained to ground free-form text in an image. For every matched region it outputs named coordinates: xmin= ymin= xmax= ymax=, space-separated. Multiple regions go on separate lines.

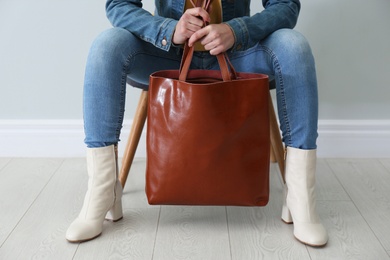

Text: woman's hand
xmin=173 ymin=7 xmax=210 ymax=45
xmin=173 ymin=7 xmax=235 ymax=55
xmin=188 ymin=23 xmax=235 ymax=55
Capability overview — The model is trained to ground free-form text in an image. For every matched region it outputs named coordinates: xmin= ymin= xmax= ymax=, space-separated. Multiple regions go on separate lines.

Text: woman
xmin=66 ymin=0 xmax=328 ymax=247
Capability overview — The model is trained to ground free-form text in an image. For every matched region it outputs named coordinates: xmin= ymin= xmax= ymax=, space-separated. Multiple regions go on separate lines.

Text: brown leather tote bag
xmin=145 ymin=40 xmax=271 ymax=206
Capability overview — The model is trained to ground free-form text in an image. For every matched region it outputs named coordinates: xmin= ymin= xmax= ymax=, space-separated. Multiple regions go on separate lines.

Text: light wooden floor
xmin=0 ymin=157 xmax=389 ymax=260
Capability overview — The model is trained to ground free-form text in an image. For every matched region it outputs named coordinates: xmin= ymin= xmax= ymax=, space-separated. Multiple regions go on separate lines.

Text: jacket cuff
xmin=225 ymin=18 xmax=248 ymax=52
xmin=155 ymin=19 xmax=177 ymax=51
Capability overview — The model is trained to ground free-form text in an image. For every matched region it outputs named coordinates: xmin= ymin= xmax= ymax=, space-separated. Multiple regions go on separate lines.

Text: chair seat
xmin=126 ymin=74 xmax=276 ymax=91
xmin=126 ymin=76 xmax=149 ymax=90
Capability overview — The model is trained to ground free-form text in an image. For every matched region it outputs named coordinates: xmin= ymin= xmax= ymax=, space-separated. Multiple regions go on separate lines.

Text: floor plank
xmin=74 ymin=208 xmax=160 ymax=260
xmin=326 ymin=158 xmax=390 ymax=251
xmin=0 ymin=158 xmax=11 ymax=171
xmin=153 ymin=206 xmax=231 ymax=260
xmin=316 ymin=159 xmax=350 ymax=201
xmin=228 ymin=164 xmax=311 ymax=260
xmin=120 ymin=158 xmax=157 ymax=209
xmin=379 ymin=158 xmax=390 ymax=173
xmin=0 ymin=158 xmax=63 ymax=247
xmin=307 ymin=201 xmax=390 ymax=260
xmin=0 ymin=158 xmax=85 ymax=260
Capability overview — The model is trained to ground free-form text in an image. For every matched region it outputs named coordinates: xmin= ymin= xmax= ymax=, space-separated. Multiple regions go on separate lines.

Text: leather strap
xmin=179 ymin=0 xmax=237 ymax=82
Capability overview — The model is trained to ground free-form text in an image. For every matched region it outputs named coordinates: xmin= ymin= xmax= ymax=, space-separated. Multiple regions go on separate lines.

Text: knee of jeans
xmin=88 ymin=28 xmax=138 ymax=63
xmin=267 ymin=29 xmax=314 ymax=60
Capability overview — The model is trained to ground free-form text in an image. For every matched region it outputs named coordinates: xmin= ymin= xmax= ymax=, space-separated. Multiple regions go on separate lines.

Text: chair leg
xmin=268 ymin=92 xmax=286 ymax=183
xmin=270 ymin=145 xmax=277 ymax=163
xmin=119 ymin=90 xmax=148 ymax=188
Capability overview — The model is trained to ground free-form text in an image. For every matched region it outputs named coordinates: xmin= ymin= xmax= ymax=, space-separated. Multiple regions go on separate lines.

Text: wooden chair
xmin=119 ymin=76 xmax=286 ymax=188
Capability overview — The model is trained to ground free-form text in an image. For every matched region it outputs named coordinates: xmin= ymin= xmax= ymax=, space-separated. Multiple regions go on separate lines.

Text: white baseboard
xmin=316 ymin=120 xmax=390 ymax=158
xmin=0 ymin=120 xmax=140 ymax=158
xmin=0 ymin=119 xmax=389 ymax=158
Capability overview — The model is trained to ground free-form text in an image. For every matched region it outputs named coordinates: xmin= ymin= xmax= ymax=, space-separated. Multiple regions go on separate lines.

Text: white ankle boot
xmin=281 ymin=147 xmax=328 ymax=247
xmin=66 ymin=145 xmax=123 ymax=243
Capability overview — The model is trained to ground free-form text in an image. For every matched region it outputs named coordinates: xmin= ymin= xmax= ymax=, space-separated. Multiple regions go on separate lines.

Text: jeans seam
xmin=114 ymin=52 xmax=134 ymax=144
xmin=260 ymin=45 xmax=292 ymax=147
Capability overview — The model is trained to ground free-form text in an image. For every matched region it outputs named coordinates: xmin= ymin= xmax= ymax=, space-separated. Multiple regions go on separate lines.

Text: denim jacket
xmin=106 ymin=0 xmax=300 ymax=52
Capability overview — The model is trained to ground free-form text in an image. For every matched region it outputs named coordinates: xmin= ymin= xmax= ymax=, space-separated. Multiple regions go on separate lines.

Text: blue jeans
xmin=83 ymin=28 xmax=318 ymax=149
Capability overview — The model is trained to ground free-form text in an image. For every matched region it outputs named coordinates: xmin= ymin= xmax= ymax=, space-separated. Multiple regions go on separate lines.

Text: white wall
xmin=1 ymin=0 xmax=389 ymax=157
xmin=0 ymin=0 xmax=112 ymax=119
xmin=294 ymin=0 xmax=390 ymax=120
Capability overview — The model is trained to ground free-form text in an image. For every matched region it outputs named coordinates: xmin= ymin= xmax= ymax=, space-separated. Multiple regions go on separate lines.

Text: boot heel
xmin=105 ymin=199 xmax=123 ymax=222
xmin=281 ymin=205 xmax=293 ymax=224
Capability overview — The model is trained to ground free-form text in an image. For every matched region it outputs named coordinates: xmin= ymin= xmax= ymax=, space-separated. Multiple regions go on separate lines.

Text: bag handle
xmin=178 ymin=0 xmax=238 ymax=82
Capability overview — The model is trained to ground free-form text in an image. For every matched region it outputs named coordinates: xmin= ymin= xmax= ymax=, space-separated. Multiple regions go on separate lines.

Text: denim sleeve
xmin=105 ymin=0 xmax=177 ymax=51
xmin=224 ymin=0 xmax=301 ymax=52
